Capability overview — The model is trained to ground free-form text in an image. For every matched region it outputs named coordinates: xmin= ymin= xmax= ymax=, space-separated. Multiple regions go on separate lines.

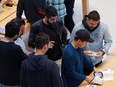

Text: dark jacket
xmin=17 ymin=0 xmax=46 ymax=24
xmin=20 ymin=54 xmax=64 ymax=87
xmin=28 ymin=19 xmax=67 ymax=60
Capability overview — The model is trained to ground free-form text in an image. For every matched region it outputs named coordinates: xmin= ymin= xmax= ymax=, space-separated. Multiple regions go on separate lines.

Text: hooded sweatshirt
xmin=20 ymin=53 xmax=64 ymax=87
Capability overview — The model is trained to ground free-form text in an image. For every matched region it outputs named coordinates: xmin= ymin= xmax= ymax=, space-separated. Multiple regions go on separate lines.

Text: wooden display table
xmin=79 ymin=49 xmax=116 ymax=87
xmin=0 ymin=5 xmax=16 ymax=22
xmin=0 ymin=12 xmax=16 ymax=28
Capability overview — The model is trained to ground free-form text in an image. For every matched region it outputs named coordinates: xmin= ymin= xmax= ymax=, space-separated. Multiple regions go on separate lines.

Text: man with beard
xmin=70 ymin=10 xmax=112 ymax=67
xmin=0 ymin=18 xmax=27 ymax=87
xmin=28 ymin=6 xmax=67 ymax=61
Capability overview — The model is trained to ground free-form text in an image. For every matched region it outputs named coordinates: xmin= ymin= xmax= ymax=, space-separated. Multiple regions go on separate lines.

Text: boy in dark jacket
xmin=21 ymin=33 xmax=64 ymax=87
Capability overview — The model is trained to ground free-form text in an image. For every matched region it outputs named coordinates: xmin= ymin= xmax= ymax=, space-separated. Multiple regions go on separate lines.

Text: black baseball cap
xmin=75 ymin=29 xmax=94 ymax=43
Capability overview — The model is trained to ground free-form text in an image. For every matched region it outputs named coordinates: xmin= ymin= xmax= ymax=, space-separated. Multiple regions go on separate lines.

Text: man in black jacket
xmin=21 ymin=33 xmax=64 ymax=87
xmin=28 ymin=6 xmax=67 ymax=61
xmin=16 ymin=0 xmax=46 ymax=24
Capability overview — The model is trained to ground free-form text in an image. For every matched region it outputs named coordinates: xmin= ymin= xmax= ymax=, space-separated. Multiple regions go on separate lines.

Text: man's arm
xmin=50 ymin=62 xmax=64 ymax=87
xmin=102 ymin=24 xmax=112 ymax=55
xmin=83 ymin=53 xmax=94 ymax=73
xmin=61 ymin=25 xmax=67 ymax=46
xmin=62 ymin=54 xmax=86 ymax=83
xmin=20 ymin=62 xmax=27 ymax=87
xmin=28 ymin=24 xmax=39 ymax=48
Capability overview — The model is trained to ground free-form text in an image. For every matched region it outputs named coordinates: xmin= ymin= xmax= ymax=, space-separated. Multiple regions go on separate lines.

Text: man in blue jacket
xmin=61 ymin=29 xmax=96 ymax=87
xmin=20 ymin=33 xmax=64 ymax=87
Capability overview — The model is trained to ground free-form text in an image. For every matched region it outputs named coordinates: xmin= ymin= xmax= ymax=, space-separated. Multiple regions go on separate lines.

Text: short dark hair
xmin=5 ymin=18 xmax=25 ymax=38
xmin=35 ymin=33 xmax=50 ymax=49
xmin=44 ymin=6 xmax=58 ymax=18
xmin=88 ymin=10 xmax=100 ymax=21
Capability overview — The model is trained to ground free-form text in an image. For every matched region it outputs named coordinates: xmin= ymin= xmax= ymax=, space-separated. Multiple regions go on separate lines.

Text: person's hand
xmin=90 ymin=76 xmax=103 ymax=85
xmin=48 ymin=41 xmax=55 ymax=49
xmin=93 ymin=67 xmax=98 ymax=72
xmin=95 ymin=51 xmax=103 ymax=58
xmin=86 ymin=76 xmax=94 ymax=83
xmin=83 ymin=50 xmax=93 ymax=57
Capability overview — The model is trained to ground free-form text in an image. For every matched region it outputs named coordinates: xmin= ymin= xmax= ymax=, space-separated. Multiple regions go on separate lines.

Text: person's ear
xmin=13 ymin=34 xmax=18 ymax=41
xmin=43 ymin=44 xmax=49 ymax=50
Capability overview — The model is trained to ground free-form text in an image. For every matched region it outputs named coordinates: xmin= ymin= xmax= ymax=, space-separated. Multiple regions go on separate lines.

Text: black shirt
xmin=0 ymin=41 xmax=27 ymax=85
xmin=43 ymin=22 xmax=62 ymax=60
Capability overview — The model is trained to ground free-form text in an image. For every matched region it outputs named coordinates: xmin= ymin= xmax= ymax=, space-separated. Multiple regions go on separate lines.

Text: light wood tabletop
xmin=0 ymin=10 xmax=16 ymax=36
xmin=0 ymin=4 xmax=16 ymax=36
xmin=0 ymin=5 xmax=16 ymax=22
xmin=79 ymin=49 xmax=116 ymax=87
xmin=0 ymin=12 xmax=16 ymax=27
